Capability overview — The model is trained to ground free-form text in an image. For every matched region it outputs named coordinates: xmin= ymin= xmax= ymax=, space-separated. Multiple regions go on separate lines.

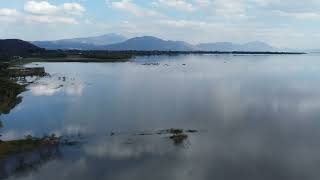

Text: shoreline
xmin=7 ymin=50 xmax=306 ymax=63
xmin=21 ymin=57 xmax=130 ymax=63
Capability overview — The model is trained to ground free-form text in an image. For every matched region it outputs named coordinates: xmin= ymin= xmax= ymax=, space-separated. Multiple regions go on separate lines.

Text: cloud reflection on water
xmin=3 ymin=55 xmax=320 ymax=179
xmin=28 ymin=76 xmax=84 ymax=97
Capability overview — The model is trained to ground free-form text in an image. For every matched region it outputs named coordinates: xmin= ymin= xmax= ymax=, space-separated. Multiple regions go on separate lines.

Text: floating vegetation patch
xmin=110 ymin=128 xmax=200 ymax=145
xmin=141 ymin=62 xmax=160 ymax=66
xmin=170 ymin=133 xmax=188 ymax=145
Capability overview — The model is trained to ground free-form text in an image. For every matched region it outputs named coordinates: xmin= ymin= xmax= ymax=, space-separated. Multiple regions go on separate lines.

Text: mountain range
xmin=32 ymin=33 xmax=279 ymax=52
xmin=104 ymin=36 xmax=195 ymax=51
xmin=32 ymin=34 xmax=127 ymax=50
xmin=103 ymin=36 xmax=277 ymax=51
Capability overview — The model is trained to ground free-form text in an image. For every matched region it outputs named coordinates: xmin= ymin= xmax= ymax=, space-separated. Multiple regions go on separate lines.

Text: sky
xmin=0 ymin=0 xmax=320 ymax=49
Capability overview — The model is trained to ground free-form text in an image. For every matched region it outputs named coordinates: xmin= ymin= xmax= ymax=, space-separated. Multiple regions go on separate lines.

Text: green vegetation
xmin=0 ymin=133 xmax=80 ymax=159
xmin=111 ymin=128 xmax=197 ymax=145
xmin=0 ymin=77 xmax=25 ymax=115
xmin=23 ymin=50 xmax=133 ymax=62
xmin=82 ymin=51 xmax=132 ymax=60
xmin=166 ymin=129 xmax=189 ymax=145
xmin=7 ymin=67 xmax=46 ymax=77
xmin=0 ymin=138 xmax=44 ymax=158
xmin=168 ymin=128 xmax=183 ymax=134
xmin=0 ymin=62 xmax=26 ymax=146
xmin=2 ymin=48 xmax=307 ymax=64
xmin=0 ymin=134 xmax=62 ymax=158
xmin=170 ymin=134 xmax=188 ymax=145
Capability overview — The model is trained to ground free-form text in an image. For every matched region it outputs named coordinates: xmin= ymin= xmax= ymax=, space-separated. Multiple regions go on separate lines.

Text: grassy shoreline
xmin=0 ymin=139 xmax=45 ymax=158
xmin=0 ymin=77 xmax=25 ymax=115
xmin=22 ymin=57 xmax=130 ymax=63
xmin=1 ymin=50 xmax=307 ymax=64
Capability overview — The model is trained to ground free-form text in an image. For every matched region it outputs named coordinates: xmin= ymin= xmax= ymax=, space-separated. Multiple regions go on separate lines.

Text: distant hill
xmin=33 ymin=33 xmax=127 ymax=50
xmin=32 ymin=41 xmax=100 ymax=50
xmin=105 ymin=36 xmax=276 ymax=52
xmin=60 ymin=33 xmax=127 ymax=46
xmin=0 ymin=39 xmax=43 ymax=60
xmin=104 ymin=36 xmax=195 ymax=51
xmin=197 ymin=41 xmax=276 ymax=52
xmin=30 ymin=33 xmax=279 ymax=52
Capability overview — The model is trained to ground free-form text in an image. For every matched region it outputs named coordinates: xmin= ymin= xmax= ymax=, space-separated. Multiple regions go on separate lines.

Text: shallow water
xmin=2 ymin=54 xmax=320 ymax=180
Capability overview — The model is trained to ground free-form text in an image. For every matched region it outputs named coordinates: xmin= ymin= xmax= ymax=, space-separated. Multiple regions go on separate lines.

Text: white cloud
xmin=29 ymin=83 xmax=62 ymax=96
xmin=25 ymin=15 xmax=78 ymax=24
xmin=24 ymin=1 xmax=59 ymax=15
xmin=253 ymin=0 xmax=320 ymax=20
xmin=63 ymin=3 xmax=86 ymax=15
xmin=29 ymin=79 xmax=84 ymax=96
xmin=108 ymin=0 xmax=164 ymax=17
xmin=0 ymin=8 xmax=21 ymax=22
xmin=0 ymin=12 xmax=79 ymax=25
xmin=154 ymin=0 xmax=247 ymax=18
xmin=196 ymin=0 xmax=247 ymax=18
xmin=108 ymin=0 xmax=247 ymax=19
xmin=275 ymin=10 xmax=320 ymax=20
xmin=159 ymin=19 xmax=219 ymax=29
xmin=0 ymin=8 xmax=20 ymax=16
xmin=157 ymin=0 xmax=195 ymax=12
xmin=0 ymin=1 xmax=85 ymax=25
xmin=253 ymin=0 xmax=319 ymax=7
xmin=24 ymin=1 xmax=85 ymax=16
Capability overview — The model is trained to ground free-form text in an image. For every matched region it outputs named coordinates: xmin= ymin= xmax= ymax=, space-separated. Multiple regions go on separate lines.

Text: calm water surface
xmin=2 ymin=54 xmax=320 ymax=180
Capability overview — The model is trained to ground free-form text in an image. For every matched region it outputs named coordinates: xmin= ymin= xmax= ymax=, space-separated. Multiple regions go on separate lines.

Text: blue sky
xmin=0 ymin=0 xmax=319 ymax=49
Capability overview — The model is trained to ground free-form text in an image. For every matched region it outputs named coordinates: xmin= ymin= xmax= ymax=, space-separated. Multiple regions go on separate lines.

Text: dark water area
xmin=2 ymin=54 xmax=320 ymax=179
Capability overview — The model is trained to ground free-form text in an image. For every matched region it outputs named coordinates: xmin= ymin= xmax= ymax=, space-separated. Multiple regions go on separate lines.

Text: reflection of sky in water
xmin=2 ymin=54 xmax=320 ymax=179
xmin=28 ymin=76 xmax=84 ymax=96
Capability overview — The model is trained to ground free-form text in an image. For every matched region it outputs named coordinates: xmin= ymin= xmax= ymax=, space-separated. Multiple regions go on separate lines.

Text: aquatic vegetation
xmin=109 ymin=128 xmax=196 ymax=145
xmin=169 ymin=134 xmax=188 ymax=145
xmin=0 ymin=62 xmax=49 ymax=116
xmin=186 ymin=129 xmax=198 ymax=133
xmin=165 ymin=129 xmax=189 ymax=145
xmin=168 ymin=128 xmax=183 ymax=134
xmin=0 ymin=77 xmax=25 ymax=115
xmin=142 ymin=62 xmax=160 ymax=66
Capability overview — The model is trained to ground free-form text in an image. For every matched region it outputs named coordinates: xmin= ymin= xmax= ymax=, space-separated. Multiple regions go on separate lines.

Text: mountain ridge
xmin=31 ymin=34 xmax=280 ymax=52
xmin=32 ymin=33 xmax=127 ymax=50
xmin=104 ymin=36 xmax=195 ymax=51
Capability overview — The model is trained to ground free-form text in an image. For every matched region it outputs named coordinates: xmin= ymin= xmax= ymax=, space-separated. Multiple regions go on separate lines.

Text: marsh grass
xmin=0 ymin=139 xmax=43 ymax=158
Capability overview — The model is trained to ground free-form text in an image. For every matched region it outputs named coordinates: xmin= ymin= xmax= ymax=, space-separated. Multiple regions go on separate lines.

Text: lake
xmin=2 ymin=54 xmax=320 ymax=180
